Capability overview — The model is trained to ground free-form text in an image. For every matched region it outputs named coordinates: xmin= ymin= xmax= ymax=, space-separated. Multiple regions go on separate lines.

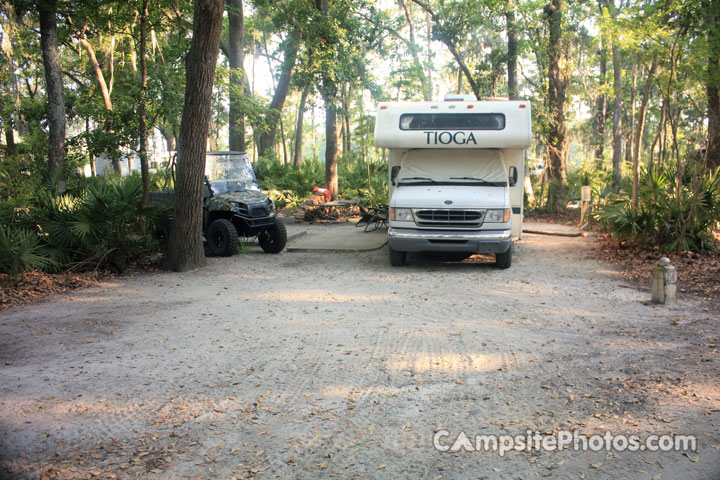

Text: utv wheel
xmin=495 ymin=247 xmax=512 ymax=269
xmin=389 ymin=245 xmax=407 ymax=266
xmin=207 ymin=219 xmax=239 ymax=257
xmin=259 ymin=220 xmax=287 ymax=253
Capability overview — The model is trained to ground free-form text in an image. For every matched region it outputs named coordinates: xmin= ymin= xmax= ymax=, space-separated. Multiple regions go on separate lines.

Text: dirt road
xmin=1 ymin=231 xmax=718 ymax=479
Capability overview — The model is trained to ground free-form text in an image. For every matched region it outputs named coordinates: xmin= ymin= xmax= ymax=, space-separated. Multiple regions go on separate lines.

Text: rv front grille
xmin=413 ymin=209 xmax=484 ymax=228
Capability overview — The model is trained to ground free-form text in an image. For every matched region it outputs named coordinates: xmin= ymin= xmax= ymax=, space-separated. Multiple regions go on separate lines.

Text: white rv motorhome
xmin=374 ymin=95 xmax=532 ymax=268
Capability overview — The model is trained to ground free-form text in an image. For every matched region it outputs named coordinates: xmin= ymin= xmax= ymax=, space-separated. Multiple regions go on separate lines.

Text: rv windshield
xmin=205 ymin=153 xmax=260 ymax=194
xmin=397 ymin=149 xmax=507 ymax=187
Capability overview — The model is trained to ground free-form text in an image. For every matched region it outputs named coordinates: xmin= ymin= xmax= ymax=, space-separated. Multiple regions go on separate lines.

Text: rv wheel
xmin=495 ymin=247 xmax=512 ymax=269
xmin=389 ymin=246 xmax=407 ymax=266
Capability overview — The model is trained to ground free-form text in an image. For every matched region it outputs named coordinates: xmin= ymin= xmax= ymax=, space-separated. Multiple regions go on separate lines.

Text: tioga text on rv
xmin=424 ymin=131 xmax=478 ymax=145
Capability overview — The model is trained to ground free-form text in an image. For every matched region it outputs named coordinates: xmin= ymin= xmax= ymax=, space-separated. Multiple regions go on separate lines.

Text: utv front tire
xmin=495 ymin=247 xmax=512 ymax=269
xmin=389 ymin=245 xmax=407 ymax=266
xmin=207 ymin=219 xmax=239 ymax=257
xmin=259 ymin=220 xmax=287 ymax=253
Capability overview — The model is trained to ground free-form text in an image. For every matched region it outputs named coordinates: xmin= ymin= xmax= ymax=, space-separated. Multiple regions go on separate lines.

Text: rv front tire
xmin=495 ymin=247 xmax=512 ymax=269
xmin=389 ymin=246 xmax=407 ymax=266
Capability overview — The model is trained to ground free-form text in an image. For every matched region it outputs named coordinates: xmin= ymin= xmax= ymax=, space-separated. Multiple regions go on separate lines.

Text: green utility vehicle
xmin=150 ymin=151 xmax=287 ymax=256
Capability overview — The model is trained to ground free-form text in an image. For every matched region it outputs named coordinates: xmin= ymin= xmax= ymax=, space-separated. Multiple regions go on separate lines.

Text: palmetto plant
xmin=0 ymin=226 xmax=59 ymax=275
xmin=0 ymin=176 xmax=172 ymax=274
xmin=595 ymin=165 xmax=720 ymax=253
xmin=256 ymin=155 xmax=388 ymax=208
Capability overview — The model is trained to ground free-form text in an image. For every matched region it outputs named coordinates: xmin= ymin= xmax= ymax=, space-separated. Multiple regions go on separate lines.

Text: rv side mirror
xmin=508 ymin=166 xmax=518 ymax=187
xmin=391 ymin=166 xmax=401 ymax=186
xmin=254 ymin=166 xmax=263 ymax=180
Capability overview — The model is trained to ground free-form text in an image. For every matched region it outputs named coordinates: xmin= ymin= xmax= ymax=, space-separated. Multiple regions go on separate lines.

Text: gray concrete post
xmin=652 ymin=257 xmax=677 ymax=304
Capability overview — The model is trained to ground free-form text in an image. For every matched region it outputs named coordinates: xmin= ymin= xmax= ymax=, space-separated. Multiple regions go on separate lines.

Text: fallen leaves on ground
xmin=595 ymin=232 xmax=720 ymax=304
xmin=0 ymin=271 xmax=103 ymax=311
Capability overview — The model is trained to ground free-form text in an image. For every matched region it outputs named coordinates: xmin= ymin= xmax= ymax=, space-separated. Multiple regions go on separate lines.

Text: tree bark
xmin=426 ymin=12 xmax=433 ymax=99
xmin=164 ymin=0 xmax=224 ymax=272
xmin=399 ymin=0 xmax=431 ymax=100
xmin=593 ymin=6 xmax=608 ymax=168
xmin=256 ymin=30 xmax=300 ymax=158
xmin=293 ymin=83 xmax=311 ymax=167
xmin=78 ymin=38 xmax=113 ymax=112
xmin=706 ymin=0 xmax=720 ymax=169
xmin=544 ymin=0 xmax=567 ymax=213
xmin=5 ymin=127 xmax=16 ymax=156
xmin=315 ymin=0 xmax=338 ymax=198
xmin=78 ymin=33 xmax=120 ymax=174
xmin=633 ymin=58 xmax=657 ymax=211
xmin=86 ymin=117 xmax=96 ymax=176
xmin=611 ymin=41 xmax=623 ymax=191
xmin=626 ymin=60 xmax=637 ymax=172
xmin=506 ymin=0 xmax=519 ymax=100
xmin=322 ymin=93 xmax=339 ymax=201
xmin=341 ymin=83 xmax=351 ymax=155
xmin=39 ymin=0 xmax=66 ymax=194
xmin=227 ymin=0 xmax=246 ymax=152
xmin=139 ymin=0 xmax=151 ymax=207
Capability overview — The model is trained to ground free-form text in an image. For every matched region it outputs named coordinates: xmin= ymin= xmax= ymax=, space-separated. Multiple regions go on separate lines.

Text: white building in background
xmin=82 ymin=127 xmax=175 ymax=177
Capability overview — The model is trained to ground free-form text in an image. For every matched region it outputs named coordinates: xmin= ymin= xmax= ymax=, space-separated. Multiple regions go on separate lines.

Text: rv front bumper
xmin=388 ymin=228 xmax=512 ymax=254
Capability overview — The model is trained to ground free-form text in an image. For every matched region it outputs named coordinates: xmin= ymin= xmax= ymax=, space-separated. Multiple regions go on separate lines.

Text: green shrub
xmin=0 ymin=175 xmax=172 ymax=274
xmin=0 ymin=226 xmax=59 ymax=275
xmin=595 ymin=164 xmax=720 ymax=253
xmin=256 ymin=155 xmax=388 ymax=208
xmin=566 ymin=163 xmax=614 ymax=202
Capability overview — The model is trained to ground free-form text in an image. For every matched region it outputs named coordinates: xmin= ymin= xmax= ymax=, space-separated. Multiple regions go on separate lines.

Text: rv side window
xmin=399 ymin=113 xmax=505 ymax=130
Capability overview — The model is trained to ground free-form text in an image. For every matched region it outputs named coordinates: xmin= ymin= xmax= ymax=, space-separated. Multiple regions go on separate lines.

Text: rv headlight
xmin=389 ymin=207 xmax=413 ymax=222
xmin=485 ymin=208 xmax=511 ymax=223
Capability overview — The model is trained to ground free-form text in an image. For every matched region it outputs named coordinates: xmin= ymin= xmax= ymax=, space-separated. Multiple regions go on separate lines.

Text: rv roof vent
xmin=444 ymin=94 xmax=477 ymax=102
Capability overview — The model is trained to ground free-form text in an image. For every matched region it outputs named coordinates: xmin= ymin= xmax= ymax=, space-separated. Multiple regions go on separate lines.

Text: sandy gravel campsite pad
xmin=1 ymin=228 xmax=719 ymax=479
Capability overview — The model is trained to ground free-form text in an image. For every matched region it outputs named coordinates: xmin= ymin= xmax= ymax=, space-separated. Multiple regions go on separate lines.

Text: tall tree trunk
xmin=279 ymin=112 xmax=288 ymax=164
xmin=78 ymin=34 xmax=120 ymax=174
xmin=399 ymin=0 xmax=431 ymax=100
xmin=611 ymin=41 xmax=623 ymax=191
xmin=86 ymin=117 xmax=96 ymax=176
xmin=39 ymin=0 xmax=66 ymax=193
xmin=506 ymin=0 xmax=519 ymax=100
xmin=315 ymin=0 xmax=338 ymax=198
xmin=109 ymin=34 xmax=115 ymax=96
xmin=341 ymin=83 xmax=351 ymax=155
xmin=5 ymin=127 xmax=16 ymax=156
xmin=227 ymin=0 xmax=246 ymax=151
xmin=311 ymin=105 xmax=317 ymax=160
xmin=626 ymin=61 xmax=637 ymax=172
xmin=633 ymin=58 xmax=657 ymax=211
xmin=139 ymin=0 xmax=151 ymax=207
xmin=593 ymin=21 xmax=607 ymax=168
xmin=256 ymin=30 xmax=300 ymax=158
xmin=322 ymin=94 xmax=339 ymax=201
xmin=544 ymin=0 xmax=567 ymax=213
xmin=706 ymin=0 xmax=720 ymax=169
xmin=649 ymin=100 xmax=666 ymax=169
xmin=164 ymin=0 xmax=224 ymax=272
xmin=293 ymin=83 xmax=310 ymax=167
xmin=78 ymin=38 xmax=113 ymax=111
xmin=426 ymin=12 xmax=433 ymax=99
